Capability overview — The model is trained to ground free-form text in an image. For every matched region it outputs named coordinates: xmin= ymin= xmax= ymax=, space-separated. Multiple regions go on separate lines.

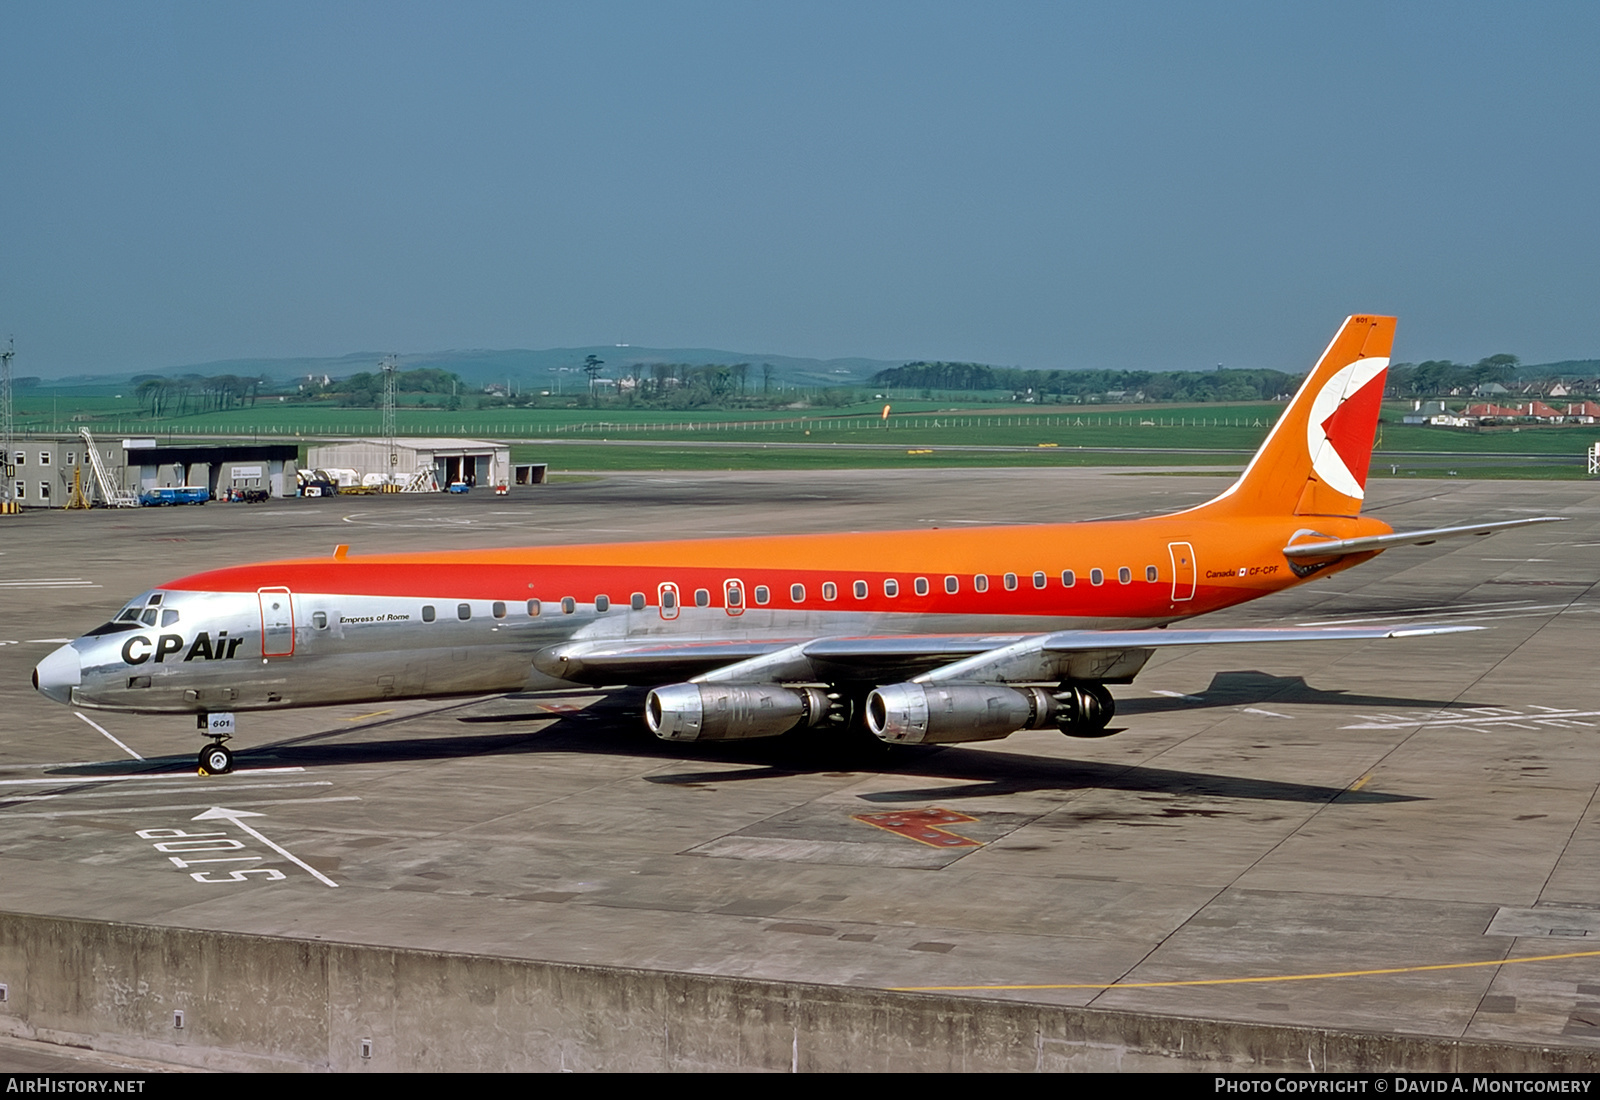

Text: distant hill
xmin=1521 ymin=359 xmax=1600 ymax=378
xmin=44 ymin=347 xmax=910 ymax=391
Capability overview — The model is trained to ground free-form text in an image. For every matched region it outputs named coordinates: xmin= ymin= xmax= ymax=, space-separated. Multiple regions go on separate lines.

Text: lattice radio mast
xmin=380 ymin=355 xmax=398 ymax=483
xmin=1 ymin=337 xmax=15 ymax=513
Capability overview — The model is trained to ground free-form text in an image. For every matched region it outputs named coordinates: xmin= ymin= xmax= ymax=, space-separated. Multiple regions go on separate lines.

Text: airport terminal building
xmin=8 ymin=434 xmax=299 ymax=507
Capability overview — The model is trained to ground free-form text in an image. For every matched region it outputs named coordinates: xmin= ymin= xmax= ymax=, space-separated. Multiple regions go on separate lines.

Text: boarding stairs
xmin=400 ymin=465 xmax=439 ymax=493
xmin=78 ymin=428 xmax=140 ymax=507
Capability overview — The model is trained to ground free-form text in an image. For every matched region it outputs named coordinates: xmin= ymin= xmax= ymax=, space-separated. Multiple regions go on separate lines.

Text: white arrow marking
xmin=193 ymin=806 xmax=338 ymax=887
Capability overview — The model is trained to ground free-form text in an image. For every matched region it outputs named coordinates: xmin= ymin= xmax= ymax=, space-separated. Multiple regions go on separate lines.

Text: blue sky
xmin=3 ymin=2 xmax=1597 ymax=376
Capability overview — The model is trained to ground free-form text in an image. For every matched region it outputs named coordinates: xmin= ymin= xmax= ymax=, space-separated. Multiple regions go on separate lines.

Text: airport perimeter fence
xmin=15 ymin=412 xmax=1280 ymax=441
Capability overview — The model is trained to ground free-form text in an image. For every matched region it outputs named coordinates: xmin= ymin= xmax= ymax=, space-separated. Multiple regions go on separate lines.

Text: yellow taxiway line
xmin=891 ymin=948 xmax=1600 ymax=992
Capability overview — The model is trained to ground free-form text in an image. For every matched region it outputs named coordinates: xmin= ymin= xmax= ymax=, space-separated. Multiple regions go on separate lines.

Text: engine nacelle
xmin=865 ymin=682 xmax=1061 ymax=745
xmin=645 ymin=683 xmax=833 ymax=742
xmin=1057 ymin=682 xmax=1117 ymax=737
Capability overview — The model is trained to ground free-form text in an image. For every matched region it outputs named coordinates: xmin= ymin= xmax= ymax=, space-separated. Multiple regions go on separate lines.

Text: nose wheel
xmin=198 ymin=742 xmax=234 ymax=776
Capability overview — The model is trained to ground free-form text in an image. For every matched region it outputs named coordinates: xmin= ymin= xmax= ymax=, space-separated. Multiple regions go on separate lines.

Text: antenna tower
xmin=380 ymin=355 xmax=398 ymax=482
xmin=1 ymin=338 xmax=14 ymax=513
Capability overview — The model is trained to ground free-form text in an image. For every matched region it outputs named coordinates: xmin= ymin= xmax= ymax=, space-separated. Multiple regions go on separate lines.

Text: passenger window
xmin=492 ymin=601 xmax=507 ymax=618
xmin=422 ymin=605 xmax=436 ymax=622
xmin=753 ymin=586 xmax=770 ymax=605
xmin=914 ymin=577 xmax=929 ymax=596
xmin=596 ymin=595 xmax=610 ymax=612
xmin=1118 ymin=567 xmax=1132 ymax=584
xmin=944 ymin=575 xmax=959 ymax=594
xmin=790 ymin=583 xmax=805 ymax=602
xmin=1062 ymin=570 xmax=1076 ymax=587
xmin=312 ymin=611 xmax=326 ymax=629
xmin=724 ymin=583 xmax=742 ymax=607
xmin=1033 ymin=572 xmax=1046 ymax=589
xmin=822 ymin=582 xmax=837 ymax=601
xmin=631 ymin=592 xmax=646 ymax=611
xmin=853 ymin=580 xmax=868 ymax=599
xmin=527 ymin=599 xmax=541 ymax=617
xmin=457 ymin=603 xmax=472 ymax=620
xmin=1003 ymin=573 xmax=1018 ymax=591
xmin=1090 ymin=569 xmax=1104 ymax=586
xmin=694 ymin=588 xmax=710 ymax=608
xmin=974 ymin=575 xmax=989 ymax=593
xmin=884 ymin=579 xmax=899 ymax=597
xmin=662 ymin=588 xmax=678 ymax=611
xmin=1146 ymin=565 xmax=1158 ymax=582
xmin=561 ymin=597 xmax=576 ymax=614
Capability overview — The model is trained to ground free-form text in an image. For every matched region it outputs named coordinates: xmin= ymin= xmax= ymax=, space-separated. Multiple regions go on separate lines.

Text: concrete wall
xmin=2 ymin=912 xmax=1597 ymax=1073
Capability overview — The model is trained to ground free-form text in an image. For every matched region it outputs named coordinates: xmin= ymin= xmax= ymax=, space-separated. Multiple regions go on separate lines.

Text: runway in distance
xmin=33 ymin=315 xmax=1561 ymax=773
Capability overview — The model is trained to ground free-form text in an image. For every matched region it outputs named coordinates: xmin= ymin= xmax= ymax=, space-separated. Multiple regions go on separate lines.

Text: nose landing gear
xmin=197 ymin=712 xmax=237 ymax=775
xmin=199 ymin=742 xmax=233 ymax=775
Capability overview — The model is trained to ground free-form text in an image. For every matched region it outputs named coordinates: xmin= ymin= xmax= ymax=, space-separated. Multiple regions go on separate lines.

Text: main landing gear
xmin=197 ymin=712 xmax=237 ymax=775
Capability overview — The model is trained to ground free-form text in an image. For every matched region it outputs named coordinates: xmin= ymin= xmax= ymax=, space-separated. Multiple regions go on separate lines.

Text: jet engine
xmin=865 ymin=682 xmax=1116 ymax=744
xmin=645 ymin=683 xmax=835 ymax=742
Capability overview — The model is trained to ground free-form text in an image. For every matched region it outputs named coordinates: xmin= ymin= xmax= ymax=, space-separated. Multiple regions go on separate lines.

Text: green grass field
xmin=15 ymin=391 xmax=1596 ymax=478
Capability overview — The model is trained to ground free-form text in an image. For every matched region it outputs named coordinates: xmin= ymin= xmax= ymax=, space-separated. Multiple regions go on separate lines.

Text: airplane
xmin=32 ymin=315 xmax=1561 ymax=775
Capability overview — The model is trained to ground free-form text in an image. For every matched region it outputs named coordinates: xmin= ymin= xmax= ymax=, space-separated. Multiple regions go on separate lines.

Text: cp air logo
xmin=122 ymin=631 xmax=245 ymax=665
xmin=1305 ymin=356 xmax=1389 ymax=500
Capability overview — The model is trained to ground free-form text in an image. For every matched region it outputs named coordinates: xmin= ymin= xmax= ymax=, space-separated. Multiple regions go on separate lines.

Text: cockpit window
xmin=140 ymin=608 xmax=158 ymax=626
xmin=117 ymin=608 xmax=142 ymax=622
xmin=160 ymin=609 xmax=179 ymax=627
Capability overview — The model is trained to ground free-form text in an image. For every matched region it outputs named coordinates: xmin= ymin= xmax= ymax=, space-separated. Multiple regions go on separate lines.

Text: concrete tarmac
xmin=1 ymin=468 xmax=1598 ymax=1069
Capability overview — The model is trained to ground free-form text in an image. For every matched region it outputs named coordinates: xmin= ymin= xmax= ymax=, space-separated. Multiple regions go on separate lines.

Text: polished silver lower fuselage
xmin=43 ymin=588 xmax=1160 ymax=715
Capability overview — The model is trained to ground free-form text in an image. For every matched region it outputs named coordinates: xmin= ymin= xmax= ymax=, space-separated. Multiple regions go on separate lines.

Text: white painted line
xmin=1241 ymin=707 xmax=1292 ymax=719
xmin=0 ymin=581 xmax=100 ymax=588
xmin=0 ymin=795 xmax=360 ymax=818
xmin=75 ymin=712 xmax=142 ymax=761
xmin=1301 ymin=604 xmax=1571 ymax=626
xmin=25 ymin=638 xmax=71 ymax=644
xmin=194 ymin=806 xmax=339 ymax=888
xmin=0 ymin=767 xmax=307 ymax=787
xmin=1152 ymin=689 xmax=1205 ymax=702
xmin=1343 ymin=707 xmax=1600 ymax=731
xmin=0 ymin=781 xmax=334 ymax=803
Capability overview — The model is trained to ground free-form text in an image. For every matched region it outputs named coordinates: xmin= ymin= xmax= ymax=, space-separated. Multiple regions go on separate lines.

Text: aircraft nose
xmin=33 ymin=644 xmax=81 ymax=705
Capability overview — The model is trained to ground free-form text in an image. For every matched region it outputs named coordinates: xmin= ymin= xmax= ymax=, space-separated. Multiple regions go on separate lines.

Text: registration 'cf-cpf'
xmin=32 ymin=316 xmax=1558 ymax=773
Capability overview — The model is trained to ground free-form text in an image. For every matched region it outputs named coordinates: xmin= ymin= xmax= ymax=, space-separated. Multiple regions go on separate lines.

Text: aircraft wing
xmin=536 ymin=623 xmax=1478 ymax=686
xmin=1282 ymin=516 xmax=1565 ymax=560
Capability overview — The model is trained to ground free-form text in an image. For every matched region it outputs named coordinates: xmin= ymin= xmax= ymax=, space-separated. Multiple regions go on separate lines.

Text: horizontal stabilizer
xmin=1282 ymin=517 xmax=1566 ymax=560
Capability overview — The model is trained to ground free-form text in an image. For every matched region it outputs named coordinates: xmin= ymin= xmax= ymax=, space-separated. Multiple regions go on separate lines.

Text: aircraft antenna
xmin=380 ymin=354 xmax=398 ymax=484
xmin=1 ymin=337 xmax=15 ymax=514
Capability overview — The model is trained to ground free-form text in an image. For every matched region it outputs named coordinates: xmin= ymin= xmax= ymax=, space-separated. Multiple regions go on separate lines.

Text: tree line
xmin=871 ymin=362 xmax=1298 ymax=403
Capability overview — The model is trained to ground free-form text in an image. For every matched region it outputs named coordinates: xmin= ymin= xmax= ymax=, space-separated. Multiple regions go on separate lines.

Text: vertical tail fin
xmin=1193 ymin=315 xmax=1395 ymax=518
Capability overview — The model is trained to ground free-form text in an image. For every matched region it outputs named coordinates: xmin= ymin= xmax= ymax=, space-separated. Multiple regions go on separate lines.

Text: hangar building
xmin=305 ymin=438 xmax=544 ymax=489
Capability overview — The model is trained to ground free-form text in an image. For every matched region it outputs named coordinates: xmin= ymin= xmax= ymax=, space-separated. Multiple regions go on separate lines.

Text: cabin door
xmin=1167 ymin=543 xmax=1196 ymax=602
xmin=258 ymin=587 xmax=296 ymax=657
